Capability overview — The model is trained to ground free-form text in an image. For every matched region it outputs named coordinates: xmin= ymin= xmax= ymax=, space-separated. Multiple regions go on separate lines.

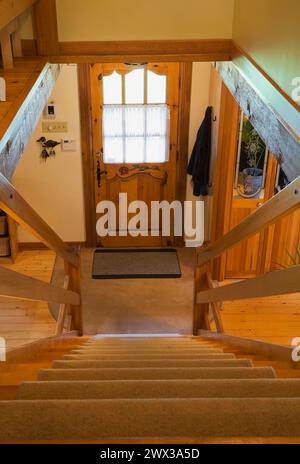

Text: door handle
xmin=97 ymin=161 xmax=107 ymax=188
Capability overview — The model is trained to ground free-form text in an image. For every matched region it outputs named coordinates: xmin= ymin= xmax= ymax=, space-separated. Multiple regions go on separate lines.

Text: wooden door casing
xmin=90 ymin=62 xmax=180 ymax=247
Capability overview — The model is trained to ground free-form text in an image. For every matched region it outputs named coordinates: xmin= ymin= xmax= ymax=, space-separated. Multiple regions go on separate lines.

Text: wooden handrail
xmin=0 ymin=265 xmax=80 ymax=305
xmin=0 ymin=173 xmax=79 ymax=267
xmin=197 ymin=176 xmax=300 ymax=266
xmin=197 ymin=264 xmax=300 ymax=304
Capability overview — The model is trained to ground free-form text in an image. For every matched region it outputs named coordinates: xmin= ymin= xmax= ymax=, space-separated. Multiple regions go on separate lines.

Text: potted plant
xmin=241 ymin=119 xmax=265 ymax=196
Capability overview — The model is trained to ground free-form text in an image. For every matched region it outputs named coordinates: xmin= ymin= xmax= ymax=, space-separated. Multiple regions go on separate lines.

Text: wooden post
xmin=64 ymin=258 xmax=83 ymax=335
xmin=0 ymin=28 xmax=13 ymax=69
xmin=11 ymin=19 xmax=22 ymax=58
xmin=193 ymin=263 xmax=211 ymax=335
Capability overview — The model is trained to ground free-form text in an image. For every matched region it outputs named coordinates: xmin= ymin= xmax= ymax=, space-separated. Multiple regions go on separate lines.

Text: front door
xmin=90 ymin=63 xmax=180 ymax=247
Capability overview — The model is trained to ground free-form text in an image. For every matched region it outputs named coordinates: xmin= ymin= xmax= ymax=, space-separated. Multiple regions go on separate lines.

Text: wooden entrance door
xmin=90 ymin=63 xmax=180 ymax=247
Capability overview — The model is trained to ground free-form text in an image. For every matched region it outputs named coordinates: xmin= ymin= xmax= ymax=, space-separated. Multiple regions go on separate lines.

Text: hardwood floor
xmin=221 ymin=288 xmax=300 ymax=346
xmin=1 ymin=249 xmax=300 ymax=349
xmin=0 ymin=250 xmax=56 ymax=351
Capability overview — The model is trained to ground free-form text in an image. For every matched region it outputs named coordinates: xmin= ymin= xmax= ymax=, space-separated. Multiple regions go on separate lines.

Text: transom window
xmin=102 ymin=67 xmax=169 ymax=164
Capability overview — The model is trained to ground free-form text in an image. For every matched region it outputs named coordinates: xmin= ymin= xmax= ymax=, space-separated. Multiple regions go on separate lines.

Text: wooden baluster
xmin=64 ymin=254 xmax=82 ymax=335
xmin=0 ymin=27 xmax=13 ymax=69
xmin=206 ymin=274 xmax=224 ymax=333
xmin=193 ymin=263 xmax=211 ymax=335
xmin=11 ymin=18 xmax=22 ymax=58
xmin=55 ymin=275 xmax=70 ymax=336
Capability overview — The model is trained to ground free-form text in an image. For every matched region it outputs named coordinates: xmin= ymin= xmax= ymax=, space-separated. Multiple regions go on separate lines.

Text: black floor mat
xmin=92 ymin=248 xmax=182 ymax=279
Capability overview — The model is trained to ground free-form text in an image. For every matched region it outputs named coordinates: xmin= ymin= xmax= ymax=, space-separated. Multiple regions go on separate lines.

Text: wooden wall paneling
xmin=34 ymin=0 xmax=59 ymax=55
xmin=257 ymin=152 xmax=278 ymax=274
xmin=77 ymin=64 xmax=97 ymax=247
xmin=209 ymin=83 xmax=240 ymax=281
xmin=198 ymin=174 xmax=300 ymax=270
xmin=175 ymin=62 xmax=192 ymax=246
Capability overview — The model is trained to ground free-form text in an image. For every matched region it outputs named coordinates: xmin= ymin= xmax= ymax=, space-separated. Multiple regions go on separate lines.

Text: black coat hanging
xmin=187 ymin=106 xmax=212 ymax=196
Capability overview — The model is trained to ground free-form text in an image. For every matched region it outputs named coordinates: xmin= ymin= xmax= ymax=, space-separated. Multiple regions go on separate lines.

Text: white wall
xmin=12 ymin=64 xmax=86 ymax=243
xmin=186 ymin=62 xmax=212 ymax=244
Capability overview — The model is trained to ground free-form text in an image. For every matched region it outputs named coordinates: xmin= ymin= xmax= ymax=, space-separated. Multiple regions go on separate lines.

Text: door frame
xmin=78 ymin=62 xmax=192 ymax=248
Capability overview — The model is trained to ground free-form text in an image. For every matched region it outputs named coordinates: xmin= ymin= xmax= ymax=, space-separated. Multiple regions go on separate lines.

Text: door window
xmin=102 ymin=67 xmax=169 ymax=163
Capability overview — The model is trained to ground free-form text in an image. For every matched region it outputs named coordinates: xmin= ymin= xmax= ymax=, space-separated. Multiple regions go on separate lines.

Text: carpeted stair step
xmin=63 ymin=353 xmax=234 ymax=360
xmin=38 ymin=366 xmax=276 ymax=381
xmin=68 ymin=348 xmax=222 ymax=356
xmin=17 ymin=378 xmax=300 ymax=400
xmin=0 ymin=398 xmax=300 ymax=440
xmin=52 ymin=359 xmax=252 ymax=369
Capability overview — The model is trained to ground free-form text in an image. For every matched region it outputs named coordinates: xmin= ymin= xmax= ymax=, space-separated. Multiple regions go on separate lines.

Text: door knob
xmin=97 ymin=161 xmax=107 ymax=188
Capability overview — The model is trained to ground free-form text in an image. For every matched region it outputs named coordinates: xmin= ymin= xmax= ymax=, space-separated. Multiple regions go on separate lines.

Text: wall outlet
xmin=42 ymin=121 xmax=68 ymax=133
xmin=61 ymin=139 xmax=76 ymax=151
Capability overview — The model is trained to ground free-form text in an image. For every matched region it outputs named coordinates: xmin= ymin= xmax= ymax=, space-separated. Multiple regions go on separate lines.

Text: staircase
xmin=1 ymin=335 xmax=300 ymax=442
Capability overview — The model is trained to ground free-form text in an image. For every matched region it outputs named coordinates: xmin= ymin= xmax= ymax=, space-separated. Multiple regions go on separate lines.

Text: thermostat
xmin=44 ymin=102 xmax=56 ymax=118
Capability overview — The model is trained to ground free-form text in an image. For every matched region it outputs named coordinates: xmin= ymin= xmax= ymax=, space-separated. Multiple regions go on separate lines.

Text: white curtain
xmin=103 ymin=104 xmax=170 ymax=163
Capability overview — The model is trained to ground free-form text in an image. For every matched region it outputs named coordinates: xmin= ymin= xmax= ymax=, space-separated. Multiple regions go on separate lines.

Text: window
xmin=102 ymin=67 xmax=169 ymax=164
xmin=235 ymin=113 xmax=269 ymax=197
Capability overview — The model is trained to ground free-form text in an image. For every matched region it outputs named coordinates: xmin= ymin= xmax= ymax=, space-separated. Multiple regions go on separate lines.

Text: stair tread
xmin=38 ymin=366 xmax=276 ymax=381
xmin=52 ymin=359 xmax=252 ymax=369
xmin=0 ymin=398 xmax=300 ymax=439
xmin=18 ymin=378 xmax=300 ymax=400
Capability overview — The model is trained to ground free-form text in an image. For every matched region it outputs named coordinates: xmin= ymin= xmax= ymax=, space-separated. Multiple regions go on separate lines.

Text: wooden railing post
xmin=64 ymin=257 xmax=83 ymax=335
xmin=193 ymin=263 xmax=211 ymax=335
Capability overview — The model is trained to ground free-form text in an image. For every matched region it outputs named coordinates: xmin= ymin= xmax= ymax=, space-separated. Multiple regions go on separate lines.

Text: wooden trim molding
xmin=34 ymin=0 xmax=59 ymax=55
xmin=231 ymin=41 xmax=300 ymax=113
xmin=19 ymin=241 xmax=85 ymax=251
xmin=78 ymin=64 xmax=97 ymax=247
xmin=59 ymin=39 xmax=231 ymax=59
xmin=175 ymin=62 xmax=193 ymax=246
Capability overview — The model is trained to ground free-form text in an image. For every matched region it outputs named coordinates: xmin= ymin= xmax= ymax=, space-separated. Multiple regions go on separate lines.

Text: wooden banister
xmin=197 ymin=176 xmax=300 ymax=267
xmin=0 ymin=173 xmax=79 ymax=267
xmin=0 ymin=265 xmax=80 ymax=305
xmin=197 ymin=264 xmax=300 ymax=304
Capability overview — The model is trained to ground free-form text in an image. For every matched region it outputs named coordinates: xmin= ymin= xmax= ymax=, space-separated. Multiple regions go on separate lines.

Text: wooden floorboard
xmin=221 ymin=280 xmax=300 ymax=346
xmin=0 ymin=57 xmax=46 ymax=140
xmin=0 ymin=250 xmax=56 ymax=350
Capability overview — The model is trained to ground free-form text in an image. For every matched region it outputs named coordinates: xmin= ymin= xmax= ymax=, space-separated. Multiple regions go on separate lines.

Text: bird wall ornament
xmin=36 ymin=137 xmax=61 ymax=160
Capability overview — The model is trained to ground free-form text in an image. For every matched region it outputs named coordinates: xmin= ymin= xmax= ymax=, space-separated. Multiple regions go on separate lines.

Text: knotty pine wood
xmin=221 ymin=289 xmax=300 ymax=346
xmin=0 ymin=250 xmax=56 ymax=350
xmin=0 ymin=58 xmax=45 ymax=139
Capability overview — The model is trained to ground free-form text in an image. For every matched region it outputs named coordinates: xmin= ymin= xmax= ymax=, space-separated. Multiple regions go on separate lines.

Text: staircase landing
xmin=80 ymin=247 xmax=195 ymax=335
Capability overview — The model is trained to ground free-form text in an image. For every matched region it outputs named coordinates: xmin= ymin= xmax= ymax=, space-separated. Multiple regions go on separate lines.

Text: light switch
xmin=42 ymin=121 xmax=68 ymax=133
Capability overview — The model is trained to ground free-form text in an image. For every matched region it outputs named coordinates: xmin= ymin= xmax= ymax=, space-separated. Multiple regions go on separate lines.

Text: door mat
xmin=92 ymin=248 xmax=181 ymax=279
